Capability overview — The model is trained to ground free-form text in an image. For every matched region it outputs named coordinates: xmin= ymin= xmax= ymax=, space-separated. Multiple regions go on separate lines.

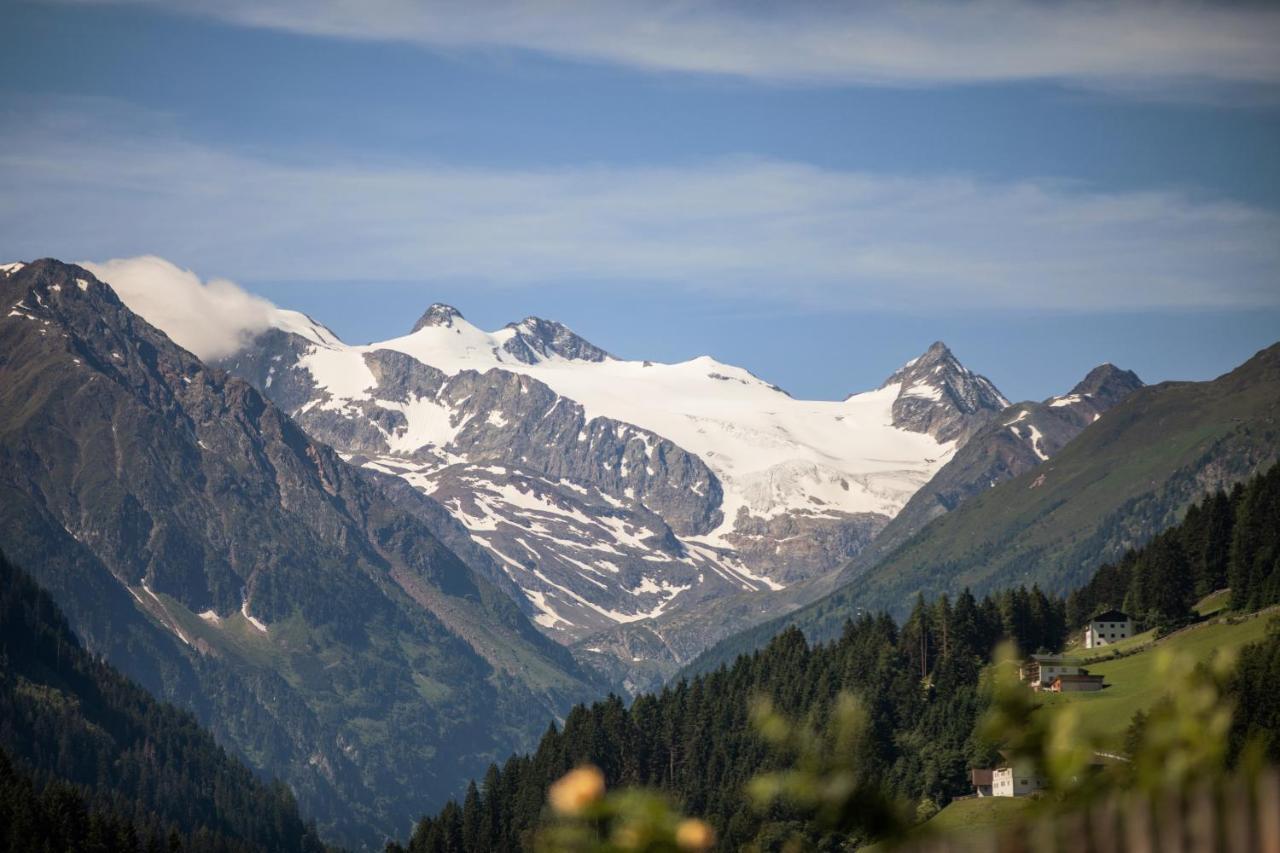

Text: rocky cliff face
xmin=879 ymin=341 xmax=1010 ymax=444
xmin=224 ymin=336 xmax=751 ymax=642
xmin=0 ymin=260 xmax=600 ymax=847
xmin=500 ymin=315 xmax=613 ymax=363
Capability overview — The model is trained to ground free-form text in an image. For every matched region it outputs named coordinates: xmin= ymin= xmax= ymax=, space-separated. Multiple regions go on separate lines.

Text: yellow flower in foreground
xmin=548 ymin=765 xmax=606 ymax=816
xmin=675 ymin=818 xmax=716 ymax=851
xmin=612 ymin=822 xmax=644 ymax=849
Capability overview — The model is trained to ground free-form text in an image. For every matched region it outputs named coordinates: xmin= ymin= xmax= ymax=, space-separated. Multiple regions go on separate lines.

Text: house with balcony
xmin=1020 ymin=654 xmax=1088 ymax=690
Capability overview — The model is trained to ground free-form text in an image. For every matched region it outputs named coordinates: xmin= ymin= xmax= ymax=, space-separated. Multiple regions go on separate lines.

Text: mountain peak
xmin=890 ymin=341 xmax=956 ymax=375
xmin=411 ymin=303 xmax=465 ymax=332
xmin=1069 ymin=363 xmax=1144 ymax=401
xmin=879 ymin=341 xmax=1009 ymax=444
xmin=500 ymin=316 xmax=612 ymax=364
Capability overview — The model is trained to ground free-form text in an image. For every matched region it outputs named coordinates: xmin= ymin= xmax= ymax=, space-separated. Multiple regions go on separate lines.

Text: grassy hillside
xmin=904 ymin=599 xmax=1279 ymax=847
xmin=688 ymin=343 xmax=1280 ymax=672
xmin=917 ymin=798 xmax=1031 ymax=852
xmin=1043 ymin=608 xmax=1278 ymax=745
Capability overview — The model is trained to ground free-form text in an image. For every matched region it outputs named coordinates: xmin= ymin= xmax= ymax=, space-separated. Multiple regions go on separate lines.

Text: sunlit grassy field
xmin=915 ymin=797 xmax=1032 ymax=852
xmin=1042 ymin=607 xmax=1277 ymax=744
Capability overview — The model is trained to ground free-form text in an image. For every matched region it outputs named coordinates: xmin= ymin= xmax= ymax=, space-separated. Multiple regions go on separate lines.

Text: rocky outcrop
xmin=501 ymin=316 xmax=613 ymax=363
xmin=878 ymin=341 xmax=1009 ymax=444
xmin=438 ymin=368 xmax=722 ymax=536
xmin=411 ymin=302 xmax=466 ymax=332
xmin=723 ymin=510 xmax=888 ymax=586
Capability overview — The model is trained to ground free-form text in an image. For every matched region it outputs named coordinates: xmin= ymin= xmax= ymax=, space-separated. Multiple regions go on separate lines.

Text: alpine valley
xmin=5 ymin=257 xmax=1277 ymax=850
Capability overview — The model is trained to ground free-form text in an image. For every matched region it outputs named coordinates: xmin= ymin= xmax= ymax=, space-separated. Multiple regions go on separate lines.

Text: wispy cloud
xmin=81 ymin=256 xmax=278 ymax=359
xmin=2 ymin=98 xmax=1277 ymax=313
xmin=57 ymin=0 xmax=1280 ymax=93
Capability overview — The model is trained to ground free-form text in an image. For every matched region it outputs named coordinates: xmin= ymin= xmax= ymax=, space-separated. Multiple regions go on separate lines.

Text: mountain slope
xmin=837 ymin=363 xmax=1144 ymax=583
xmin=218 ymin=302 xmax=1006 ymax=685
xmin=0 ymin=551 xmax=327 ymax=853
xmin=0 ymin=259 xmax=600 ymax=846
xmin=689 ymin=343 xmax=1280 ymax=670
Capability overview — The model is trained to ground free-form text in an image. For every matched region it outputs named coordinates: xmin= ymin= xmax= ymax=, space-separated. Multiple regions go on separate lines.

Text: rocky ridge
xmin=878 ymin=340 xmax=1011 ymax=443
xmin=218 ymin=302 xmax=1008 ymax=686
xmin=0 ymin=259 xmax=601 ymax=846
xmin=835 ymin=362 xmax=1145 ymax=584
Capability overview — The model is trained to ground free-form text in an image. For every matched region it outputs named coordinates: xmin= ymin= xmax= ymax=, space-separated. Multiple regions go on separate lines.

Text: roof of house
xmin=1054 ymin=673 xmax=1105 ymax=683
xmin=1090 ymin=609 xmax=1130 ymax=623
xmin=971 ymin=769 xmax=993 ymax=786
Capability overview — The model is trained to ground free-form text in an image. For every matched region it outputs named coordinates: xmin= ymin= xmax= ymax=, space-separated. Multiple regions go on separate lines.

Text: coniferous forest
xmin=1067 ymin=462 xmax=1280 ymax=630
xmin=389 ymin=589 xmax=1071 ymax=851
xmin=0 ymin=552 xmax=328 ymax=853
xmin=394 ymin=463 xmax=1280 ymax=852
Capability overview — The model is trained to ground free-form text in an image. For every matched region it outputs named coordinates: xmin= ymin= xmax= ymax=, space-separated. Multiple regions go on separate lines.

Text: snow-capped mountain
xmin=0 ymin=260 xmax=603 ymax=843
xmin=879 ymin=340 xmax=1011 ymax=443
xmin=219 ymin=304 xmax=1009 ymax=677
xmin=833 ymin=362 xmax=1144 ymax=585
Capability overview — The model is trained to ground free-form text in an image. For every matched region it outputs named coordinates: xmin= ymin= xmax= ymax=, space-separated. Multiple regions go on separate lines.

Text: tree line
xmin=2 ymin=462 xmax=1275 ymax=851
xmin=0 ymin=552 xmax=329 ymax=853
xmin=395 ymin=463 xmax=1280 ymax=852
xmin=1067 ymin=462 xmax=1280 ymax=631
xmin=389 ymin=579 xmax=1075 ymax=853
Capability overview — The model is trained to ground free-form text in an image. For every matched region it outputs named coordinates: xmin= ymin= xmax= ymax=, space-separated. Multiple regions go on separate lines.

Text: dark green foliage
xmin=395 ymin=585 xmax=1066 ymax=852
xmin=0 ymin=749 xmax=180 ymax=853
xmin=0 ymin=552 xmax=328 ymax=853
xmin=1227 ymin=622 xmax=1280 ymax=763
xmin=1229 ymin=465 xmax=1280 ymax=612
xmin=1067 ymin=463 xmax=1280 ymax=628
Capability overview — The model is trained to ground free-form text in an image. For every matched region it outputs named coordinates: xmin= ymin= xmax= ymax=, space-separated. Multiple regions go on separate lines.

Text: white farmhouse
xmin=1084 ymin=610 xmax=1133 ymax=649
xmin=991 ymin=763 xmax=1045 ymax=797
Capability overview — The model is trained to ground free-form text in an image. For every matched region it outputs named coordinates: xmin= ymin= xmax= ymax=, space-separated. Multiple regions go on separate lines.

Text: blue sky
xmin=2 ymin=0 xmax=1278 ymax=401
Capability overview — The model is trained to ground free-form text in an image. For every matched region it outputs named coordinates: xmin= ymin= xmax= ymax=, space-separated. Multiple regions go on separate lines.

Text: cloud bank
xmin=83 ymin=256 xmax=278 ymax=359
xmin=3 ymin=101 xmax=1277 ymax=316
xmin=60 ymin=0 xmax=1280 ymax=92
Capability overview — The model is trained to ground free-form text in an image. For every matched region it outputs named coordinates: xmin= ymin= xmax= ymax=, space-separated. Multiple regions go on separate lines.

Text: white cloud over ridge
xmin=59 ymin=0 xmax=1280 ymax=92
xmin=2 ymin=102 xmax=1277 ymax=322
xmin=83 ymin=256 xmax=278 ymax=359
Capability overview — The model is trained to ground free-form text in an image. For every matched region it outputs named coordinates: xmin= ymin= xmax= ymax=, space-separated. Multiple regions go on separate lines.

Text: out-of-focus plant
xmin=1125 ymin=647 xmax=1240 ymax=790
xmin=537 ymin=693 xmax=915 ymax=852
xmin=747 ymin=691 xmax=912 ymax=848
xmin=535 ymin=765 xmax=716 ymax=853
xmin=978 ymin=640 xmax=1246 ymax=810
